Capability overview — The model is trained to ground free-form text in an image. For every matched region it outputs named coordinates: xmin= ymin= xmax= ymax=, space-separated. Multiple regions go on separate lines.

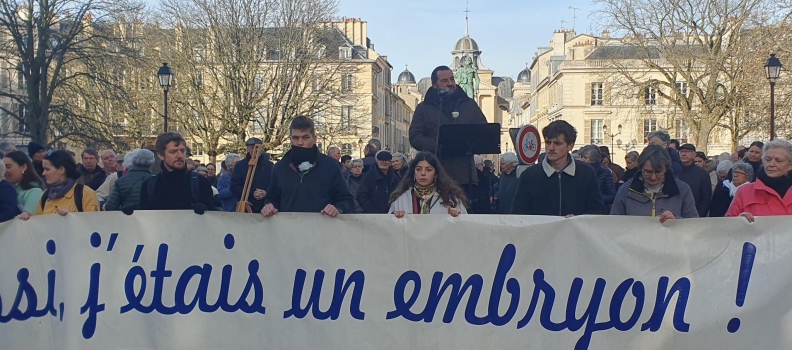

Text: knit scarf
xmin=413 ymin=183 xmax=437 ymax=214
xmin=47 ymin=179 xmax=76 ymax=200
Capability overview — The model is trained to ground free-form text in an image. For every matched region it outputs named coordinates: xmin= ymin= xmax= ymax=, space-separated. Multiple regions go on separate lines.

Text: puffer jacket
xmin=216 ymin=171 xmax=237 ymax=212
xmin=104 ymin=167 xmax=153 ymax=211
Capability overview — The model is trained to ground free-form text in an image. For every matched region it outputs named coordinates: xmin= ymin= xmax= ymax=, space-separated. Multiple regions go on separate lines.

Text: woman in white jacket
xmin=389 ymin=151 xmax=468 ymax=217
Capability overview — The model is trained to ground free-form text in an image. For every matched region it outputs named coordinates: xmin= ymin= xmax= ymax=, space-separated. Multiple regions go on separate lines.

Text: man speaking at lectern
xmin=409 ymin=65 xmax=487 ymax=195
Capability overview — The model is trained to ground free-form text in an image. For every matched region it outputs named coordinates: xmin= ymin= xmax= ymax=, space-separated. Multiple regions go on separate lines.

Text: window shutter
xmin=585 ymin=83 xmax=592 ymax=106
xmin=604 ymin=83 xmax=611 ymax=106
xmin=584 ymin=119 xmax=591 ymax=144
xmin=604 ymin=119 xmax=612 ymax=144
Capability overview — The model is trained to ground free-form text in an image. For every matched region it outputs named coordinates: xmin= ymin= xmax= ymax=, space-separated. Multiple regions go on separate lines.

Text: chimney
xmin=601 ymin=30 xmax=610 ymax=39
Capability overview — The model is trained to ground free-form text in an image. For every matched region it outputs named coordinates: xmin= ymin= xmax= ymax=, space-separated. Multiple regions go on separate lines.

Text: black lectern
xmin=437 ymin=123 xmax=501 ymax=203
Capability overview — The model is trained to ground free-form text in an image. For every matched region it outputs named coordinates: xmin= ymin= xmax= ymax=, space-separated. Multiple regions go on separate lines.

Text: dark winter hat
xmin=246 ymin=137 xmax=263 ymax=146
xmin=375 ymin=150 xmax=392 ymax=161
xmin=695 ymin=151 xmax=708 ymax=160
xmin=679 ymin=144 xmax=696 ymax=152
xmin=27 ymin=142 xmax=45 ymax=158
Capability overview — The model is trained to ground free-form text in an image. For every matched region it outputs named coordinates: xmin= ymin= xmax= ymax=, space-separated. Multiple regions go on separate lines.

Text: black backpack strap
xmin=40 ymin=189 xmax=49 ymax=210
xmin=190 ymin=171 xmax=200 ymax=204
xmin=74 ymin=183 xmax=84 ymax=212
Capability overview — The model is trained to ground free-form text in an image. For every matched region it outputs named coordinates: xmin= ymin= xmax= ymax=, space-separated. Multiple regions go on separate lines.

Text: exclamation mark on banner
xmin=727 ymin=242 xmax=757 ymax=333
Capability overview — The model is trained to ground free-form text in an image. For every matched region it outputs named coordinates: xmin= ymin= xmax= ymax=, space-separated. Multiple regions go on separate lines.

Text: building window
xmin=193 ymin=48 xmax=204 ymax=62
xmin=17 ymin=104 xmax=28 ymax=134
xmin=267 ymin=50 xmax=280 ymax=60
xmin=342 ymin=143 xmax=353 ymax=155
xmin=676 ymin=81 xmax=689 ymax=98
xmin=590 ymin=119 xmax=604 ymax=144
xmin=195 ymin=72 xmax=203 ymax=89
xmin=341 ymin=106 xmax=352 ymax=131
xmin=644 ymin=118 xmax=658 ymax=139
xmin=312 ymin=76 xmax=322 ymax=92
xmin=591 ymin=82 xmax=604 ymax=106
xmin=254 ymin=73 xmax=264 ymax=90
xmin=341 ymin=74 xmax=353 ymax=91
xmin=17 ymin=65 xmax=25 ymax=90
xmin=675 ymin=119 xmax=689 ymax=143
xmin=339 ymin=47 xmax=351 ymax=59
xmin=645 ymin=86 xmax=657 ymax=105
xmin=194 ymin=143 xmax=204 ymax=156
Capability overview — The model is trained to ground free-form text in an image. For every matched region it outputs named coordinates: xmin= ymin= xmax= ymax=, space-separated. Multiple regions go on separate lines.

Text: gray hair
xmin=327 ymin=146 xmax=340 ymax=154
xmin=474 ymin=154 xmax=483 ymax=165
xmin=719 ymin=152 xmax=731 ymax=161
xmin=0 ymin=158 xmax=5 ymax=178
xmin=123 ymin=149 xmax=138 ymax=169
xmin=579 ymin=145 xmax=602 ymax=164
xmin=500 ymin=152 xmax=519 ymax=167
xmin=646 ymin=130 xmax=671 ymax=145
xmin=350 ymin=158 xmax=363 ymax=167
xmin=732 ymin=161 xmax=754 ymax=180
xmin=717 ymin=160 xmax=733 ymax=178
xmin=625 ymin=151 xmax=639 ymax=162
xmin=131 ymin=149 xmax=156 ymax=168
xmin=392 ymin=152 xmax=407 ymax=164
xmin=638 ymin=144 xmax=672 ymax=172
xmin=224 ymin=153 xmax=241 ymax=167
xmin=101 ymin=149 xmax=116 ymax=158
xmin=0 ymin=141 xmax=13 ymax=153
xmin=196 ymin=166 xmax=208 ymax=173
xmin=763 ymin=139 xmax=792 ymax=165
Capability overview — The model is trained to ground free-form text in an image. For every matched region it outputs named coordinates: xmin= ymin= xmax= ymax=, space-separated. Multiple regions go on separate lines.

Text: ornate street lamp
xmin=765 ymin=54 xmax=782 ymax=140
xmin=603 ymin=123 xmax=623 ymax=158
xmin=157 ymin=62 xmax=174 ymax=133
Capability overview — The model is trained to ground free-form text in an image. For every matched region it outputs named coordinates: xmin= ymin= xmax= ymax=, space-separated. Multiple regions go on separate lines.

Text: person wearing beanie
xmin=357 ymin=150 xmax=400 ymax=213
xmin=27 ymin=141 xmax=46 ymax=177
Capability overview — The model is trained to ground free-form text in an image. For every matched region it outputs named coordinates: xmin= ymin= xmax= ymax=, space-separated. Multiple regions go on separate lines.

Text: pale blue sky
xmin=338 ymin=0 xmax=595 ymax=81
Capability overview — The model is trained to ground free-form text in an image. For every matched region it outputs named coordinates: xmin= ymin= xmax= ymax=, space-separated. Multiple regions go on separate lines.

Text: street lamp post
xmin=765 ymin=54 xmax=783 ymax=140
xmin=603 ymin=123 xmax=623 ymax=158
xmin=157 ymin=62 xmax=174 ymax=133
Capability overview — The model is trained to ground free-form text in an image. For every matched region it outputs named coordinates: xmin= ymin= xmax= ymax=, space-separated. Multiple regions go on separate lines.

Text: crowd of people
xmin=2 ymin=65 xmax=791 ymax=224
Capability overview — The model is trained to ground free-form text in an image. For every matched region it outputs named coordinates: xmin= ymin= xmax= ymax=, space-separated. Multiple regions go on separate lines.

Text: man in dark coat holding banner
xmin=261 ymin=116 xmax=354 ymax=217
xmin=409 ymin=65 xmax=487 ymax=190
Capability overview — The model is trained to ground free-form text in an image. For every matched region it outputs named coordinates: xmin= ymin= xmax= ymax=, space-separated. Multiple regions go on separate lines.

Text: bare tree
xmin=593 ymin=0 xmax=780 ymax=151
xmin=0 ymin=0 xmax=144 ymax=146
xmin=157 ymin=0 xmax=348 ymax=163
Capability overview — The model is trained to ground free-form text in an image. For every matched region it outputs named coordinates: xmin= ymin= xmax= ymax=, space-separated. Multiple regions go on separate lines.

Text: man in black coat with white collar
xmin=261 ymin=116 xmax=354 ymax=217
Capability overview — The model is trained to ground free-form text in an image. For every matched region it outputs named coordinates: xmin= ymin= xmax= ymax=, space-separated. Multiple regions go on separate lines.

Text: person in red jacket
xmin=727 ymin=139 xmax=792 ymax=222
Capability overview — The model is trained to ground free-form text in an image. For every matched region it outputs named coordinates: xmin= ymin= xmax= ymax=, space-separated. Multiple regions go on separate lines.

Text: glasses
xmin=642 ymin=169 xmax=666 ymax=178
xmin=733 ymin=171 xmax=748 ymax=178
xmin=351 ymin=165 xmax=362 ymax=168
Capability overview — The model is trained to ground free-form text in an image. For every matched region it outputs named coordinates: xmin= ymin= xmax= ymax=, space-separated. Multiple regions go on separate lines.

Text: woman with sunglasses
xmin=389 ymin=151 xmax=467 ymax=217
xmin=610 ymin=145 xmax=699 ymax=222
xmin=18 ymin=150 xmax=99 ymax=220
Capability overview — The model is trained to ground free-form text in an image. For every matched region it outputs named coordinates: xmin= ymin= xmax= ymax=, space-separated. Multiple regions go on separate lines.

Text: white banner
xmin=0 ymin=212 xmax=789 ymax=350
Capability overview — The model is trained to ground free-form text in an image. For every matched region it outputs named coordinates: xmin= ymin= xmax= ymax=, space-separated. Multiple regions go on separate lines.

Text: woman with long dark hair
xmin=389 ymin=151 xmax=467 ymax=217
xmin=3 ymin=151 xmax=45 ymax=214
xmin=18 ymin=150 xmax=99 ymax=219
